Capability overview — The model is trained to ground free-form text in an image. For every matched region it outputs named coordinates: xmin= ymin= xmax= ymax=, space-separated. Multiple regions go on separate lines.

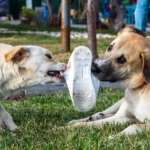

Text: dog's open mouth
xmin=47 ymin=70 xmax=64 ymax=78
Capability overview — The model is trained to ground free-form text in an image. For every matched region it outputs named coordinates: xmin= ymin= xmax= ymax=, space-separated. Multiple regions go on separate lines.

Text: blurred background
xmin=0 ymin=0 xmax=144 ymax=31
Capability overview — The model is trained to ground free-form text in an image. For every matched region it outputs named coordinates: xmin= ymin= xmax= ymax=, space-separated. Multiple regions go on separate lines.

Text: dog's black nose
xmin=91 ymin=61 xmax=101 ymax=73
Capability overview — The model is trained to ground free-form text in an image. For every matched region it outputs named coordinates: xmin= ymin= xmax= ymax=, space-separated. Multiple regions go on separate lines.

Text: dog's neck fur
xmin=121 ymin=73 xmax=146 ymax=89
xmin=128 ymin=73 xmax=145 ymax=89
xmin=0 ymin=62 xmax=32 ymax=100
xmin=133 ymin=81 xmax=147 ymax=90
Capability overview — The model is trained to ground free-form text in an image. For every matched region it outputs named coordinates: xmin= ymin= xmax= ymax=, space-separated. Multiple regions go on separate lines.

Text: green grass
xmin=0 ymin=23 xmax=117 ymax=34
xmin=0 ymin=33 xmax=149 ymax=149
xmin=0 ymin=33 xmax=113 ymax=62
xmin=1 ymin=89 xmax=150 ymax=150
xmin=0 ymin=23 xmax=61 ymax=32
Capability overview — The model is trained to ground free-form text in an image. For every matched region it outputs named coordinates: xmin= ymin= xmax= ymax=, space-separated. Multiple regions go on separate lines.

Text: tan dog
xmin=0 ymin=43 xmax=66 ymax=131
xmin=69 ymin=26 xmax=150 ymax=138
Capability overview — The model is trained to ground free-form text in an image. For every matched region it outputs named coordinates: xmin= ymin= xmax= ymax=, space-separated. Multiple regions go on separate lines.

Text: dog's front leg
xmin=109 ymin=123 xmax=150 ymax=139
xmin=69 ymin=98 xmax=124 ymax=124
xmin=70 ymin=115 xmax=133 ymax=128
xmin=69 ymin=99 xmax=134 ymax=127
xmin=0 ymin=104 xmax=18 ymax=131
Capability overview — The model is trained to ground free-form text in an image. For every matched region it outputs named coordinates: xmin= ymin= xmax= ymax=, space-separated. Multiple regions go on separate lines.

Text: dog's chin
xmin=28 ymin=75 xmax=65 ymax=86
xmin=52 ymin=76 xmax=65 ymax=83
xmin=45 ymin=74 xmax=65 ymax=84
xmin=94 ymin=73 xmax=123 ymax=83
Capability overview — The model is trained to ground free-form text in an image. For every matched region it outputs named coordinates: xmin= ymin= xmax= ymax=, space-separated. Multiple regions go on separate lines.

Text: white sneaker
xmin=64 ymin=46 xmax=100 ymax=112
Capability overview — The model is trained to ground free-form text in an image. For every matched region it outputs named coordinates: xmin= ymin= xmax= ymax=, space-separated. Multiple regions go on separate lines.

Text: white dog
xmin=0 ymin=43 xmax=66 ymax=131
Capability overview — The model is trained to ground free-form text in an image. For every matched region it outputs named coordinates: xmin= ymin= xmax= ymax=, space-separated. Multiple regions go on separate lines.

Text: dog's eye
xmin=45 ymin=54 xmax=52 ymax=59
xmin=107 ymin=44 xmax=114 ymax=52
xmin=117 ymin=55 xmax=126 ymax=64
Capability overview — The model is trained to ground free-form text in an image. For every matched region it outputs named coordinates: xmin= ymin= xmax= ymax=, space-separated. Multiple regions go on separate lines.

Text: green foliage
xmin=0 ymin=23 xmax=117 ymax=33
xmin=21 ymin=6 xmax=35 ymax=20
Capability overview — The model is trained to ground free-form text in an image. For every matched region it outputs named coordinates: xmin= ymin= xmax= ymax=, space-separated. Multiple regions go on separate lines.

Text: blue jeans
xmin=134 ymin=0 xmax=150 ymax=31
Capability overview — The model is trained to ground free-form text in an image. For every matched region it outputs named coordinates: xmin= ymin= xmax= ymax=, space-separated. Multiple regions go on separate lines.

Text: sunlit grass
xmin=0 ymin=89 xmax=149 ymax=149
xmin=0 ymin=33 xmax=113 ymax=63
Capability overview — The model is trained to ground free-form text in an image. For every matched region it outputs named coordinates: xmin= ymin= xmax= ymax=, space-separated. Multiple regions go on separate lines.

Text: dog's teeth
xmin=60 ymin=71 xmax=63 ymax=75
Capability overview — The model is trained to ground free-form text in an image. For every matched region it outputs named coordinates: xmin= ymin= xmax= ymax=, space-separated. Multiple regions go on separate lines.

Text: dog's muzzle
xmin=91 ymin=59 xmax=119 ymax=82
xmin=91 ymin=61 xmax=102 ymax=74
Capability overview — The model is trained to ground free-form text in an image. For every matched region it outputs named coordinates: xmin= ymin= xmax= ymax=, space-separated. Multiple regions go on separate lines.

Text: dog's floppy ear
xmin=5 ymin=46 xmax=30 ymax=62
xmin=142 ymin=48 xmax=150 ymax=82
xmin=118 ymin=26 xmax=146 ymax=37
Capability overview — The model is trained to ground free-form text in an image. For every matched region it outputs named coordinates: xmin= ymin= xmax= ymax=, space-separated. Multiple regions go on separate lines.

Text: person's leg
xmin=134 ymin=0 xmax=150 ymax=31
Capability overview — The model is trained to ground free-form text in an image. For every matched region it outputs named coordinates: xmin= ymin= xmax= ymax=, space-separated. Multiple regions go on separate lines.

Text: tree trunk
xmin=61 ymin=0 xmax=70 ymax=52
xmin=87 ymin=0 xmax=98 ymax=60
xmin=95 ymin=0 xmax=100 ymax=29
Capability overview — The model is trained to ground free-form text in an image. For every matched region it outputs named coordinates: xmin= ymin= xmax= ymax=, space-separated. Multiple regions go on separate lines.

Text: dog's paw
xmin=68 ymin=113 xmax=115 ymax=125
xmin=5 ymin=120 xmax=18 ymax=132
xmin=0 ymin=108 xmax=18 ymax=131
xmin=68 ymin=117 xmax=90 ymax=125
xmin=68 ymin=120 xmax=80 ymax=125
xmin=89 ymin=113 xmax=114 ymax=121
xmin=108 ymin=134 xmax=119 ymax=140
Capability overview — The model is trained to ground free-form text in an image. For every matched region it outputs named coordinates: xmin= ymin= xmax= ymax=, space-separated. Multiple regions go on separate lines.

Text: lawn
xmin=0 ymin=33 xmax=112 ymax=62
xmin=0 ymin=33 xmax=149 ymax=149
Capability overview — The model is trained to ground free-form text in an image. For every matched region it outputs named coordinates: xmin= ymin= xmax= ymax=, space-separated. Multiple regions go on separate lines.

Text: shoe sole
xmin=71 ymin=46 xmax=96 ymax=112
